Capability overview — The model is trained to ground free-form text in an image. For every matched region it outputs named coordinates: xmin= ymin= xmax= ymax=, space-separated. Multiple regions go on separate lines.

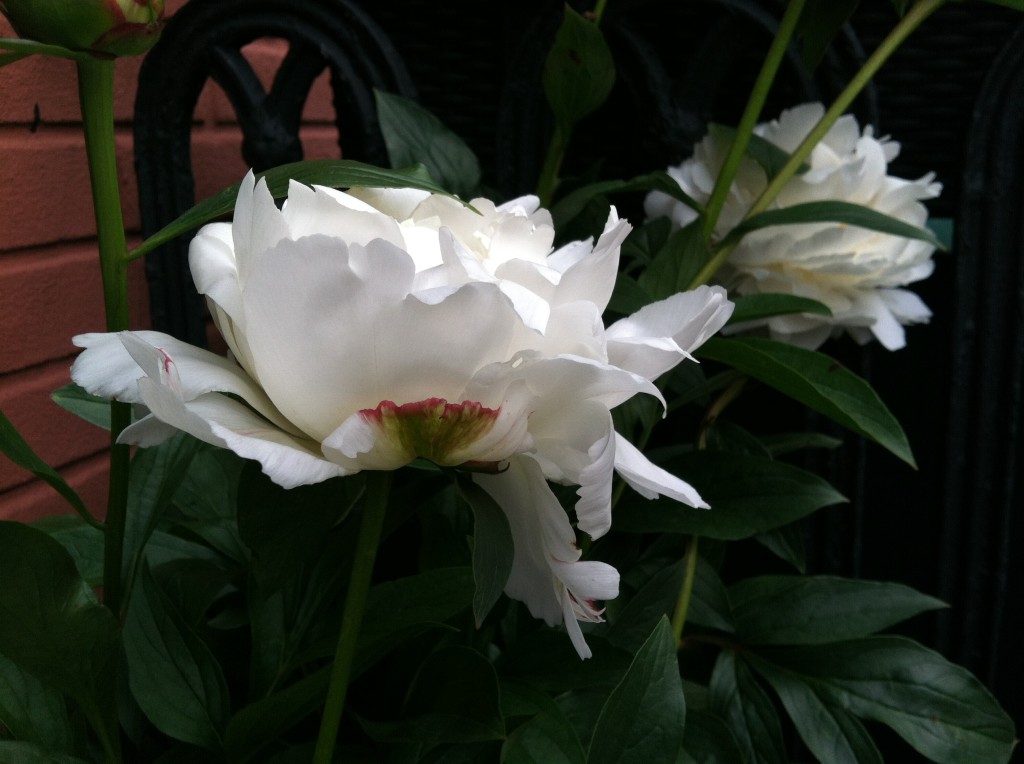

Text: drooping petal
xmin=613 ymin=433 xmax=707 ymax=508
xmin=475 ymin=455 xmax=619 ymax=658
xmin=72 ymin=331 xmax=301 ymax=436
xmin=606 ymin=285 xmax=734 ymax=380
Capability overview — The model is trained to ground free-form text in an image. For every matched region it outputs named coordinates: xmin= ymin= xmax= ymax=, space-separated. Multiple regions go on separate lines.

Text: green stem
xmin=593 ymin=0 xmax=609 ymax=24
xmin=670 ymin=535 xmax=699 ymax=646
xmin=688 ymin=0 xmax=947 ymax=289
xmin=701 ymin=0 xmax=807 ymax=240
xmin=536 ymin=124 xmax=570 ymax=208
xmin=747 ymin=0 xmax=946 ymax=219
xmin=314 ymin=471 xmax=392 ymax=764
xmin=77 ymin=58 xmax=132 ymax=618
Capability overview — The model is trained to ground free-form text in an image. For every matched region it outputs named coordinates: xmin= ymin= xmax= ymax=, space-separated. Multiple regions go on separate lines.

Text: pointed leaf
xmin=0 ymin=409 xmax=91 ymax=520
xmin=638 ymin=219 xmax=713 ymax=300
xmin=361 ymin=647 xmax=504 ymax=744
xmin=726 ymin=200 xmax=945 ymax=250
xmin=123 ymin=433 xmax=207 ymax=598
xmin=0 ymin=37 xmax=89 ymax=61
xmin=502 ymin=705 xmax=586 ymax=764
xmin=123 ymin=565 xmax=230 ymax=750
xmin=697 ymin=337 xmax=915 ymax=466
xmin=0 ymin=652 xmax=74 ymax=753
xmin=0 ymin=523 xmax=119 ymax=753
xmin=615 ymin=451 xmax=846 ymax=539
xmin=726 ymin=293 xmax=832 ymax=325
xmin=458 ymin=479 xmax=515 ymax=626
xmin=32 ymin=515 xmax=104 ymax=586
xmin=129 ymin=159 xmax=453 ymax=260
xmin=796 ymin=0 xmax=861 ymax=71
xmin=50 ymin=384 xmax=111 ymax=430
xmin=680 ymin=709 xmax=746 ymax=764
xmin=543 ymin=5 xmax=615 ymax=133
xmin=752 ymin=523 xmax=807 ymax=573
xmin=730 ymin=575 xmax=946 ymax=645
xmin=709 ymin=652 xmax=786 ymax=764
xmin=708 ymin=124 xmax=810 ymax=180
xmin=552 ymin=173 xmax=702 ymax=230
xmin=746 ymin=656 xmax=881 ymax=764
xmin=588 ymin=617 xmax=686 ymax=764
xmin=375 ymin=90 xmax=481 ymax=198
xmin=758 ymin=637 xmax=1017 ymax=763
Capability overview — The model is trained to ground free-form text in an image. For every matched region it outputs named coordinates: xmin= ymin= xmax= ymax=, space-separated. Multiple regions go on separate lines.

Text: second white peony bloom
xmin=72 ymin=173 xmax=733 ymax=657
xmin=645 ymin=103 xmax=941 ymax=350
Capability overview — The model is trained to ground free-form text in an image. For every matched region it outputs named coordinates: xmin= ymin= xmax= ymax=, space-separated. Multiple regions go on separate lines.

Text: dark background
xmin=135 ymin=0 xmax=1024 ymax=753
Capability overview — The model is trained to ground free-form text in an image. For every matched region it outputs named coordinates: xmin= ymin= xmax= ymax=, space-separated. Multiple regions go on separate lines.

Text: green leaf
xmin=726 ymin=293 xmax=832 ymax=325
xmin=375 ymin=90 xmax=482 ymax=198
xmin=725 ymin=200 xmax=945 ymax=251
xmin=0 ymin=742 xmax=89 ymax=763
xmin=685 ymin=556 xmax=735 ymax=633
xmin=498 ymin=632 xmax=632 ymax=693
xmin=637 ymin=219 xmax=712 ymax=301
xmin=978 ymin=0 xmax=1024 ymax=9
xmin=552 ymin=173 xmax=702 ymax=231
xmin=0 ymin=652 xmax=74 ymax=753
xmin=360 ymin=647 xmax=504 ymax=744
xmin=709 ymin=652 xmax=786 ymax=764
xmin=697 ymin=337 xmax=915 ymax=466
xmin=796 ymin=0 xmax=861 ymax=71
xmin=0 ymin=37 xmax=89 ymax=62
xmin=542 ymin=5 xmax=615 ymax=133
xmin=757 ymin=637 xmax=1018 ymax=763
xmin=129 ymin=159 xmax=453 ymax=260
xmin=708 ymin=124 xmax=810 ymax=180
xmin=457 ymin=479 xmax=514 ymax=626
xmin=224 ymin=568 xmax=473 ymax=762
xmin=502 ymin=705 xmax=586 ymax=764
xmin=355 ymin=567 xmax=475 ymax=673
xmin=588 ymin=618 xmax=686 ymax=764
xmin=50 ymin=384 xmax=111 ymax=430
xmin=0 ymin=409 xmax=92 ymax=522
xmin=615 ymin=451 xmax=846 ymax=539
xmin=758 ymin=431 xmax=842 ymax=457
xmin=0 ymin=523 xmax=119 ymax=755
xmin=123 ymin=565 xmax=230 ymax=751
xmin=32 ymin=515 xmax=105 ymax=586
xmin=730 ymin=575 xmax=946 ymax=645
xmin=123 ymin=433 xmax=207 ymax=599
xmin=745 ymin=657 xmax=881 ymax=764
xmin=680 ymin=709 xmax=746 ymax=764
xmin=752 ymin=523 xmax=807 ymax=573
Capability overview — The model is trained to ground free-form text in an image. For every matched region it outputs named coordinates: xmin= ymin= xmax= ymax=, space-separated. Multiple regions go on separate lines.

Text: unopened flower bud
xmin=1 ymin=0 xmax=165 ymax=57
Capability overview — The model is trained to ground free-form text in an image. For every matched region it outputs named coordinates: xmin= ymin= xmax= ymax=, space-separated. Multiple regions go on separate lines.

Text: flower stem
xmin=670 ymin=535 xmax=699 ymax=647
xmin=314 ymin=471 xmax=392 ymax=764
xmin=747 ymin=0 xmax=947 ymax=219
xmin=536 ymin=124 xmax=569 ymax=208
xmin=76 ymin=57 xmax=132 ymax=617
xmin=688 ymin=0 xmax=948 ymax=289
xmin=701 ymin=0 xmax=807 ymax=240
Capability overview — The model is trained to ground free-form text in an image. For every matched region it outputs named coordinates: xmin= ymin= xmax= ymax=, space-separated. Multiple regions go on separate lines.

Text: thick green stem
xmin=77 ymin=58 xmax=132 ymax=618
xmin=701 ymin=0 xmax=807 ymax=240
xmin=688 ymin=0 xmax=947 ymax=289
xmin=671 ymin=535 xmax=699 ymax=646
xmin=314 ymin=471 xmax=392 ymax=764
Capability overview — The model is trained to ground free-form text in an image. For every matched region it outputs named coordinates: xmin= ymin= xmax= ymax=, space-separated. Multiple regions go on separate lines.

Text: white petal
xmin=613 ymin=433 xmax=707 ymax=508
xmin=606 ymin=286 xmax=733 ymax=379
xmin=551 ymin=210 xmax=631 ymax=311
xmin=127 ymin=380 xmax=347 ymax=488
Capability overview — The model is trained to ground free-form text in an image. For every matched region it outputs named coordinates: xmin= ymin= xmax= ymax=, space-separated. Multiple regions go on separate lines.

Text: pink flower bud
xmin=1 ymin=0 xmax=165 ymax=57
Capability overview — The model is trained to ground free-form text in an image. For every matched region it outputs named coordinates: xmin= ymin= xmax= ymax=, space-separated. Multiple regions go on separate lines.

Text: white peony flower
xmin=72 ymin=173 xmax=733 ymax=657
xmin=645 ymin=103 xmax=941 ymax=350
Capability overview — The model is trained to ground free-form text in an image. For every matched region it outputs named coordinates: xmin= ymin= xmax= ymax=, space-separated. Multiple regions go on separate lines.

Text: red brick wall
xmin=0 ymin=2 xmax=340 ymax=522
